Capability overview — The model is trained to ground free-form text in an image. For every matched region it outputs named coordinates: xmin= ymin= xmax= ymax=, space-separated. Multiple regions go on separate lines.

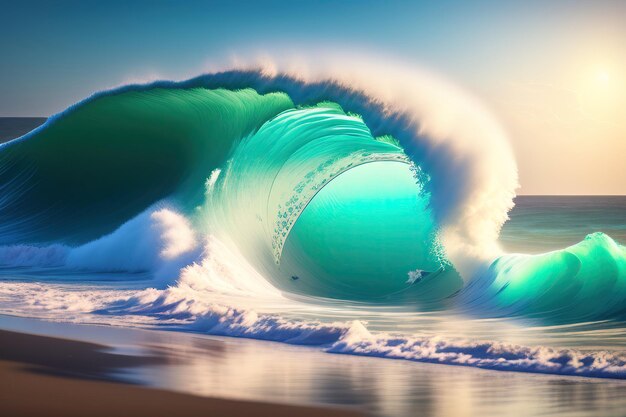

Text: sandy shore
xmin=0 ymin=329 xmax=362 ymax=417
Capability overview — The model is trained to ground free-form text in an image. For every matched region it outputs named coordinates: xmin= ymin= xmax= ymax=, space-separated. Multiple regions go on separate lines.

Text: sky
xmin=1 ymin=0 xmax=624 ymax=195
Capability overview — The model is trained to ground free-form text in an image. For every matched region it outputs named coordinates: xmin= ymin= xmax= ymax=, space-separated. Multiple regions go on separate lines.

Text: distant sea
xmin=0 ymin=117 xmax=46 ymax=143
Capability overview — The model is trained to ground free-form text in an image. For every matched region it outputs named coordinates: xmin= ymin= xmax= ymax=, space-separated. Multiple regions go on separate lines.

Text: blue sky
xmin=2 ymin=0 xmax=621 ymax=115
xmin=1 ymin=0 xmax=624 ymax=193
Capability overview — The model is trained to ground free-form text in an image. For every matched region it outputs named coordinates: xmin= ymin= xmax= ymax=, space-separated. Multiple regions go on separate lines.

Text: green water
xmin=0 ymin=88 xmax=292 ymax=243
xmin=279 ymin=161 xmax=460 ymax=300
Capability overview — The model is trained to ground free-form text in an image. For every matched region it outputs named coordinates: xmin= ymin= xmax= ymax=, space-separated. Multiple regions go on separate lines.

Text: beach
xmin=0 ymin=327 xmax=362 ymax=417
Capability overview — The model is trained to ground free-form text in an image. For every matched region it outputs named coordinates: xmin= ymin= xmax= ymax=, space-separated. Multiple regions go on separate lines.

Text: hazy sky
xmin=1 ymin=0 xmax=624 ymax=194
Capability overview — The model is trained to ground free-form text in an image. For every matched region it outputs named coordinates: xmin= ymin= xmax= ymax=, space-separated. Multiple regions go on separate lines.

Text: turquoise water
xmin=280 ymin=162 xmax=449 ymax=300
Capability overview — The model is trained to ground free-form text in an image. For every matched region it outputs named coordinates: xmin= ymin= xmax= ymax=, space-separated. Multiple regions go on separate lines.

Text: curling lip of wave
xmin=2 ymin=59 xmax=518 ymax=279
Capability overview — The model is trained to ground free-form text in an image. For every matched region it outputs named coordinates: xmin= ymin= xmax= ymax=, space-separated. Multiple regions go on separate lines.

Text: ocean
xmin=0 ymin=71 xmax=625 ymax=417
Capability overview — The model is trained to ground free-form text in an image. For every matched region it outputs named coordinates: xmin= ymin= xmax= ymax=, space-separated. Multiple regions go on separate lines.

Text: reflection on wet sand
xmin=2 ymin=315 xmax=625 ymax=417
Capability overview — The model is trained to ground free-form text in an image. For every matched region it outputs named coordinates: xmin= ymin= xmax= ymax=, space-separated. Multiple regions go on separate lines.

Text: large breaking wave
xmin=1 ymin=58 xmax=625 ymax=379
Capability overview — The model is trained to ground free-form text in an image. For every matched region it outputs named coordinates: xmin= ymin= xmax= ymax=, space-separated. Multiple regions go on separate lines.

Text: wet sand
xmin=0 ymin=329 xmax=362 ymax=417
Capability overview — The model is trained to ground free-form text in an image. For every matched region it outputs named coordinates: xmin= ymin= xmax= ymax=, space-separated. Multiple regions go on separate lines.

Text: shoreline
xmin=0 ymin=327 xmax=362 ymax=417
xmin=2 ymin=314 xmax=626 ymax=417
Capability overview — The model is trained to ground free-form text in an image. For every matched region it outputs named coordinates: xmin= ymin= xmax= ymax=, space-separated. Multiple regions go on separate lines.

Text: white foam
xmin=2 ymin=278 xmax=626 ymax=379
xmin=0 ymin=206 xmax=201 ymax=285
xmin=328 ymin=327 xmax=626 ymax=378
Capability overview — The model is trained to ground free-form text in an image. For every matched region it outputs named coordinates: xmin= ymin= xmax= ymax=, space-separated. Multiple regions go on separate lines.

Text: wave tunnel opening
xmin=270 ymin=161 xmax=463 ymax=302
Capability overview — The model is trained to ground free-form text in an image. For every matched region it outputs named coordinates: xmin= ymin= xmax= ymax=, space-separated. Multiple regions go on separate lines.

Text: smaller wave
xmin=68 ymin=207 xmax=200 ymax=279
xmin=0 ymin=206 xmax=201 ymax=284
xmin=461 ymin=232 xmax=626 ymax=322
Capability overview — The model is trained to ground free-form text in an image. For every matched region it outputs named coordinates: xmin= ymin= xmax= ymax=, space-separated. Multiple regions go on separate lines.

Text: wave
xmin=464 ymin=232 xmax=626 ymax=322
xmin=0 ymin=63 xmax=513 ymax=300
xmin=0 ymin=59 xmax=625 ymax=379
xmin=0 ymin=61 xmax=517 ymax=275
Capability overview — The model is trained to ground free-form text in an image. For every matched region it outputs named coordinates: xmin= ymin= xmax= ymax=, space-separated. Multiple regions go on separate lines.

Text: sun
xmin=578 ymin=65 xmax=622 ymax=123
xmin=596 ymin=69 xmax=610 ymax=85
